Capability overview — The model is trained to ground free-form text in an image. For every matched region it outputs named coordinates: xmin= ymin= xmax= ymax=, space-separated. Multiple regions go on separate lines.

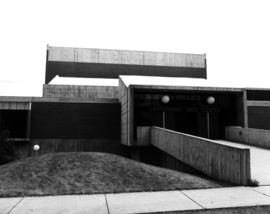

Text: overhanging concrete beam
xmin=46 ymin=46 xmax=207 ymax=83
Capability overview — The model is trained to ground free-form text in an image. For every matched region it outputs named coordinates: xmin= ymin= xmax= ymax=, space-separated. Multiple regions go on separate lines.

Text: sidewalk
xmin=2 ymin=186 xmax=270 ymax=214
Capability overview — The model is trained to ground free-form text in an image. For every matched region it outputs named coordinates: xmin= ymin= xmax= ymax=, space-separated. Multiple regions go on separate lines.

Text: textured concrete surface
xmin=10 ymin=195 xmax=108 ymax=214
xmin=43 ymin=84 xmax=119 ymax=99
xmin=48 ymin=46 xmax=206 ymax=68
xmin=2 ymin=188 xmax=270 ymax=213
xmin=0 ymin=197 xmax=23 ymax=214
xmin=183 ymin=187 xmax=270 ymax=209
xmin=106 ymin=191 xmax=202 ymax=214
xmin=225 ymin=126 xmax=270 ymax=149
xmin=151 ymin=127 xmax=250 ymax=185
xmin=45 ymin=46 xmax=207 ymax=83
xmin=216 ymin=140 xmax=270 ymax=185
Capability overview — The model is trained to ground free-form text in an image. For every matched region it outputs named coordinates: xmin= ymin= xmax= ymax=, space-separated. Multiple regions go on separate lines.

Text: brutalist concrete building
xmin=1 ymin=46 xmax=270 ymax=185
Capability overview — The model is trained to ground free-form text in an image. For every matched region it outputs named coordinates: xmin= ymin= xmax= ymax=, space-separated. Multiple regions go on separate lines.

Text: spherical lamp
xmin=161 ymin=95 xmax=170 ymax=104
xmin=33 ymin=144 xmax=40 ymax=151
xmin=206 ymin=96 xmax=215 ymax=105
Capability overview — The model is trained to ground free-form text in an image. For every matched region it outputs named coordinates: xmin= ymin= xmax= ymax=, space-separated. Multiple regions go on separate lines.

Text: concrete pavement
xmin=215 ymin=140 xmax=270 ymax=185
xmin=2 ymin=186 xmax=270 ymax=214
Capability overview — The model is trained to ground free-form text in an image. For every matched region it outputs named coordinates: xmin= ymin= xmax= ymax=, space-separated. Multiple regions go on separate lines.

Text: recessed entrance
xmin=0 ymin=110 xmax=29 ymax=139
xmin=134 ymin=90 xmax=242 ymax=140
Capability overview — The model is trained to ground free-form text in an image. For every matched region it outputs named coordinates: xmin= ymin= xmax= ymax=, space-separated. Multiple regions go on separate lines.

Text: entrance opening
xmin=0 ymin=110 xmax=29 ymax=139
xmin=134 ymin=90 xmax=242 ymax=140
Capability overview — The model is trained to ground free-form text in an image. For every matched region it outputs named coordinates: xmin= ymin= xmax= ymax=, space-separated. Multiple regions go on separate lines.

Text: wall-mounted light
xmin=161 ymin=95 xmax=170 ymax=104
xmin=33 ymin=144 xmax=40 ymax=151
xmin=33 ymin=144 xmax=40 ymax=158
xmin=206 ymin=96 xmax=215 ymax=139
xmin=206 ymin=96 xmax=215 ymax=104
xmin=161 ymin=95 xmax=170 ymax=129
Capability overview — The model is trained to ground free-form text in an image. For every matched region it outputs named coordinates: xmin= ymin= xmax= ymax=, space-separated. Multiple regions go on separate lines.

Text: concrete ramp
xmin=215 ymin=140 xmax=270 ymax=185
xmin=150 ymin=127 xmax=251 ymax=185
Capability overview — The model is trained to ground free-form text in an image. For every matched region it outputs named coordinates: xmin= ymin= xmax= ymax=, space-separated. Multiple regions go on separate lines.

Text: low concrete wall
xmin=136 ymin=126 xmax=151 ymax=146
xmin=151 ymin=127 xmax=251 ymax=185
xmin=225 ymin=126 xmax=270 ymax=149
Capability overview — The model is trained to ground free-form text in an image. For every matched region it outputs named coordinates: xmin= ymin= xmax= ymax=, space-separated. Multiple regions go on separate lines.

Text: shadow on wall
xmin=0 ymin=130 xmax=15 ymax=165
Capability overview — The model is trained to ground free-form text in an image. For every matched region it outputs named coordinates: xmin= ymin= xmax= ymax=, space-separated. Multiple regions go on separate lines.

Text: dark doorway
xmin=134 ymin=90 xmax=241 ymax=140
xmin=0 ymin=110 xmax=29 ymax=138
xmin=164 ymin=111 xmax=198 ymax=136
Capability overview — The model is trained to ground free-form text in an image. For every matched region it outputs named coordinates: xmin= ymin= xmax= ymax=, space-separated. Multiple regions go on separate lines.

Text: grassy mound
xmin=0 ymin=152 xmax=224 ymax=197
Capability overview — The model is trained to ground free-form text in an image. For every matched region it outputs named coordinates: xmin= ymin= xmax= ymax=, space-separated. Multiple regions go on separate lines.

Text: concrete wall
xmin=225 ymin=126 xmax=270 ymax=149
xmin=119 ymin=78 xmax=134 ymax=146
xmin=119 ymin=78 xmax=128 ymax=146
xmin=136 ymin=126 xmax=151 ymax=146
xmin=43 ymin=84 xmax=119 ymax=99
xmin=151 ymin=127 xmax=251 ymax=185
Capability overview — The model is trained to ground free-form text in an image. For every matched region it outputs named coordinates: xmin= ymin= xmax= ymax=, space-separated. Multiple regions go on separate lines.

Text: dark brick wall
xmin=248 ymin=106 xmax=270 ymax=130
xmin=30 ymin=102 xmax=121 ymax=139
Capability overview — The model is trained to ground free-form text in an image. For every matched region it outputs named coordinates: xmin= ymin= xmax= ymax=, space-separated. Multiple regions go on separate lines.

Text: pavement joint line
xmin=104 ymin=194 xmax=111 ymax=214
xmin=178 ymin=191 xmax=205 ymax=209
xmin=6 ymin=197 xmax=24 ymax=214
xmin=252 ymin=188 xmax=270 ymax=198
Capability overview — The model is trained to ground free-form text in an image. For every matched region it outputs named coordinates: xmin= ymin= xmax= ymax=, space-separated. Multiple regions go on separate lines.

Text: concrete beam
xmin=43 ymin=84 xmax=119 ymax=99
xmin=247 ymin=100 xmax=270 ymax=106
xmin=46 ymin=46 xmax=207 ymax=83
xmin=0 ymin=96 xmax=119 ymax=104
xmin=48 ymin=46 xmax=206 ymax=68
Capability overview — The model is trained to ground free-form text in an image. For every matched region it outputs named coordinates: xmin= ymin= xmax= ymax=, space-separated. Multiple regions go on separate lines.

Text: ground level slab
xmin=2 ymin=187 xmax=270 ymax=214
xmin=106 ymin=191 xmax=202 ymax=214
xmin=10 ymin=194 xmax=108 ymax=214
xmin=0 ymin=197 xmax=23 ymax=214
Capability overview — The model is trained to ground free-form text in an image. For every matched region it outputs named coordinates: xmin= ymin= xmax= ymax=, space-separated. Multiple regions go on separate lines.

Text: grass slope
xmin=0 ymin=152 xmax=224 ymax=197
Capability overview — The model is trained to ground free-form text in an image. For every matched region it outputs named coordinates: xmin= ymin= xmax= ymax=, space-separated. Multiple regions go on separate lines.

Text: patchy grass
xmin=0 ymin=152 xmax=225 ymax=197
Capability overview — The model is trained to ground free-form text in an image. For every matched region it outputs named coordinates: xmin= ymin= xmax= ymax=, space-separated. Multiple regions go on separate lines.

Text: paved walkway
xmin=2 ymin=186 xmax=270 ymax=214
xmin=215 ymin=140 xmax=270 ymax=185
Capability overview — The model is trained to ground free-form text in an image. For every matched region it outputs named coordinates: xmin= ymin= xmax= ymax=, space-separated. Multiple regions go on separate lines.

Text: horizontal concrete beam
xmin=0 ymin=102 xmax=30 ymax=110
xmin=151 ymin=127 xmax=251 ymax=185
xmin=225 ymin=126 xmax=270 ymax=149
xmin=247 ymin=100 xmax=270 ymax=106
xmin=0 ymin=96 xmax=119 ymax=104
xmin=45 ymin=46 xmax=207 ymax=83
xmin=43 ymin=84 xmax=119 ymax=99
xmin=48 ymin=46 xmax=206 ymax=68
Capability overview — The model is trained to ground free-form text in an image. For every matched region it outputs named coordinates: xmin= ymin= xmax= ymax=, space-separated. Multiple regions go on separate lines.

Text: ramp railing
xmin=150 ymin=126 xmax=251 ymax=185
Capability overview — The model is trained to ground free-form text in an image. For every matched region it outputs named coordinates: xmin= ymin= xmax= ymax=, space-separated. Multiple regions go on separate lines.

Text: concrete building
xmin=1 ymin=46 xmax=270 ymax=185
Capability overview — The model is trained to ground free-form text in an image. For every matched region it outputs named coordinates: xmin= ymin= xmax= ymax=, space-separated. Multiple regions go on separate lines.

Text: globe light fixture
xmin=33 ymin=144 xmax=40 ymax=151
xmin=206 ymin=96 xmax=215 ymax=104
xmin=161 ymin=95 xmax=170 ymax=104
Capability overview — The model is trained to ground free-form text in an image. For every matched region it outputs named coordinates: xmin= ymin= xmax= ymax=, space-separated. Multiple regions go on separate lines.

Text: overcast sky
xmin=0 ymin=0 xmax=269 ymax=96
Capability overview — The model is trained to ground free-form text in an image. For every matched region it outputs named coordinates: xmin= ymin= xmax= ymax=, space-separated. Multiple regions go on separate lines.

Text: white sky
xmin=0 ymin=0 xmax=270 ymax=96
